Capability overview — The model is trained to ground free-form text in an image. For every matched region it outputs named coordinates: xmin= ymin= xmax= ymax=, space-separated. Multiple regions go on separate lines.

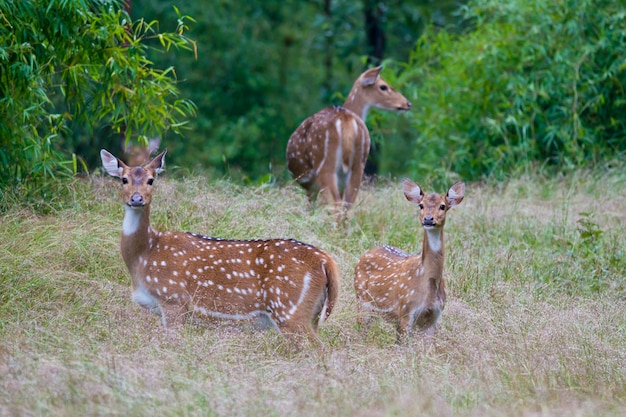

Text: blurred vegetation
xmin=0 ymin=0 xmax=195 ymax=203
xmin=1 ymin=0 xmax=624 ymax=201
xmin=399 ymin=0 xmax=626 ymax=185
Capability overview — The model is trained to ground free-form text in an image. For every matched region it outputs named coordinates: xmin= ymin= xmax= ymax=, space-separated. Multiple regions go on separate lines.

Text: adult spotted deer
xmin=121 ymin=136 xmax=161 ymax=167
xmin=354 ymin=179 xmax=465 ymax=340
xmin=286 ymin=66 xmax=411 ymax=209
xmin=101 ymin=149 xmax=340 ymax=345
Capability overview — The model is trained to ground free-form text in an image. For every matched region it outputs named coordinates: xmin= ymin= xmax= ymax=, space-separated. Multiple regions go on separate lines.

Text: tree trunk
xmin=363 ymin=0 xmax=386 ymax=176
xmin=323 ymin=0 xmax=333 ymax=101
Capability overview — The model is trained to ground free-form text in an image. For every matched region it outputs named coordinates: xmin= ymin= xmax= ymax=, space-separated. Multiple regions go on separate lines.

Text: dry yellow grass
xmin=0 ymin=169 xmax=624 ymax=416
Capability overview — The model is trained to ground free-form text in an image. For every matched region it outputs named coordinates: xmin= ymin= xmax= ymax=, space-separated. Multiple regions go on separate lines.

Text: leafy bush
xmin=399 ymin=0 xmax=626 ymax=184
xmin=0 ymin=0 xmax=196 ymax=200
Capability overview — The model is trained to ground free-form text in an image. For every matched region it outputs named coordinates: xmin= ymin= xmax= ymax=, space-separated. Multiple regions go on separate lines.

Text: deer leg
xmin=343 ymin=165 xmax=364 ymax=209
xmin=316 ymin=171 xmax=342 ymax=207
xmin=305 ymin=187 xmax=318 ymax=205
xmin=160 ymin=302 xmax=189 ymax=332
xmin=421 ymin=325 xmax=437 ymax=350
xmin=355 ymin=300 xmax=373 ymax=331
xmin=279 ymin=321 xmax=321 ymax=349
xmin=395 ymin=316 xmax=412 ymax=344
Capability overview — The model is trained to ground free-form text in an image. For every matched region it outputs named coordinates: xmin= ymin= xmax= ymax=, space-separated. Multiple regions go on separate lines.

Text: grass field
xmin=1 ymin=168 xmax=625 ymax=416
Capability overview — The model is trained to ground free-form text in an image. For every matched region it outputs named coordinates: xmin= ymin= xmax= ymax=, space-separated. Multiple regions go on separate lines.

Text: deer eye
xmin=122 ymin=177 xmax=128 ymax=184
xmin=379 ymin=85 xmax=388 ymax=91
xmin=440 ymin=204 xmax=446 ymax=210
xmin=147 ymin=178 xmax=154 ymax=186
xmin=418 ymin=203 xmax=424 ymax=210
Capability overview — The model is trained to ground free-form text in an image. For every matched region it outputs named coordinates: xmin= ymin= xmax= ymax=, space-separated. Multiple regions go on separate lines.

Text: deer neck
xmin=343 ymin=86 xmax=370 ymax=121
xmin=120 ymin=204 xmax=155 ymax=277
xmin=421 ymin=227 xmax=445 ymax=281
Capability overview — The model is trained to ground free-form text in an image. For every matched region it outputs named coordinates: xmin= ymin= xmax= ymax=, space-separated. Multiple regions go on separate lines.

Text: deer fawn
xmin=286 ymin=66 xmax=411 ymax=210
xmin=121 ymin=136 xmax=161 ymax=166
xmin=101 ymin=149 xmax=340 ymax=345
xmin=354 ymin=179 xmax=465 ymax=340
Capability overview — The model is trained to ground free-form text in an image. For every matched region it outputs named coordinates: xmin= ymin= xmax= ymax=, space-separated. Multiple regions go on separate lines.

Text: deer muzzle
xmin=129 ymin=192 xmax=145 ymax=207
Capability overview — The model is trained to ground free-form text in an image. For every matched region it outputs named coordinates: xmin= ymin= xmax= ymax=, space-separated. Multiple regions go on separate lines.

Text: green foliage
xmin=131 ymin=1 xmax=458 ymax=181
xmin=399 ymin=0 xmax=626 ymax=184
xmin=5 ymin=0 xmax=623 ymax=191
xmin=0 ymin=0 xmax=196 ymax=199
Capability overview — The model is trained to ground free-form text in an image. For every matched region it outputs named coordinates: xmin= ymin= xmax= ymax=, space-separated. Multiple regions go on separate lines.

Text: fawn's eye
xmin=379 ymin=85 xmax=388 ymax=91
xmin=122 ymin=177 xmax=128 ymax=184
xmin=147 ymin=178 xmax=154 ymax=186
xmin=418 ymin=203 xmax=424 ymax=210
xmin=440 ymin=204 xmax=446 ymax=210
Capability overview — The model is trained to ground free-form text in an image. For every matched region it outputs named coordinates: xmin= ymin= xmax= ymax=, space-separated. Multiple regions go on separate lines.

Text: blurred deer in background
xmin=121 ymin=136 xmax=161 ymax=167
xmin=286 ymin=66 xmax=411 ymax=211
xmin=354 ymin=179 xmax=465 ymax=341
xmin=101 ymin=149 xmax=341 ymax=346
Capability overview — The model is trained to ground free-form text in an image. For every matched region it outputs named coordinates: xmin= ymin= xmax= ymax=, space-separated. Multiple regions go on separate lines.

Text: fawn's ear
xmin=402 ymin=178 xmax=424 ymax=205
xmin=446 ymin=182 xmax=465 ymax=207
xmin=360 ymin=66 xmax=383 ymax=87
xmin=147 ymin=149 xmax=167 ymax=175
xmin=100 ymin=149 xmax=125 ymax=177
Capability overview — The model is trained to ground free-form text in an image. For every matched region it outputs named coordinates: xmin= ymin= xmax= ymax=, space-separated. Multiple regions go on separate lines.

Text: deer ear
xmin=402 ymin=178 xmax=423 ymax=204
xmin=148 ymin=149 xmax=167 ymax=174
xmin=360 ymin=66 xmax=383 ymax=87
xmin=446 ymin=182 xmax=465 ymax=207
xmin=101 ymin=149 xmax=125 ymax=177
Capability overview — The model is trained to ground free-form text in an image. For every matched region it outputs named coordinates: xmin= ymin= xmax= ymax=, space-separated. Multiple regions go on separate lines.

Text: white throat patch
xmin=361 ymin=104 xmax=370 ymax=121
xmin=122 ymin=205 xmax=143 ymax=236
xmin=425 ymin=228 xmax=442 ymax=253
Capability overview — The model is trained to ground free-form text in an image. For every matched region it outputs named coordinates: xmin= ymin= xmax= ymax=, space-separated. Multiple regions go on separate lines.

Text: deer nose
xmin=406 ymin=100 xmax=412 ymax=109
xmin=129 ymin=192 xmax=144 ymax=207
xmin=423 ymin=215 xmax=434 ymax=226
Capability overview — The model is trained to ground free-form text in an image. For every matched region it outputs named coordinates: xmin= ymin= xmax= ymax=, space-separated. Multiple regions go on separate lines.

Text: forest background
xmin=1 ymin=0 xmax=625 ymax=203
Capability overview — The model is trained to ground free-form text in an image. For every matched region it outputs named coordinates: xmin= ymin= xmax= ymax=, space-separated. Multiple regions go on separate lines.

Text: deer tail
xmin=318 ymin=256 xmax=341 ymax=326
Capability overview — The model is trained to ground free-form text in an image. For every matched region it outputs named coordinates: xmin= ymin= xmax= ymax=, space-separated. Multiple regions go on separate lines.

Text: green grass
xmin=1 ymin=169 xmax=625 ymax=416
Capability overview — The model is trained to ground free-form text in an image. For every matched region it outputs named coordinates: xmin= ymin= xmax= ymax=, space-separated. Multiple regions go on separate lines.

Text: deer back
xmin=286 ymin=106 xmax=369 ymax=190
xmin=135 ymin=233 xmax=339 ymax=326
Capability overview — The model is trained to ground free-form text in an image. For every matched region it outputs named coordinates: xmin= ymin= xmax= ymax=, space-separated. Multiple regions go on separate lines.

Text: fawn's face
xmin=120 ymin=166 xmax=157 ymax=208
xmin=101 ymin=149 xmax=166 ymax=208
xmin=418 ymin=193 xmax=452 ymax=230
xmin=403 ymin=179 xmax=465 ymax=230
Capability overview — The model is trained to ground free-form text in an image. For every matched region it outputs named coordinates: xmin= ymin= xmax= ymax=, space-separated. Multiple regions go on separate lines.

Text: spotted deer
xmin=100 ymin=149 xmax=341 ymax=344
xmin=286 ymin=66 xmax=411 ymax=210
xmin=354 ymin=179 xmax=465 ymax=340
xmin=121 ymin=136 xmax=161 ymax=166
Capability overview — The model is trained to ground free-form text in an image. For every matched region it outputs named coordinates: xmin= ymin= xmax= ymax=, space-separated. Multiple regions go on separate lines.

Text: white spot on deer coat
xmin=289 ymin=272 xmax=312 ymax=315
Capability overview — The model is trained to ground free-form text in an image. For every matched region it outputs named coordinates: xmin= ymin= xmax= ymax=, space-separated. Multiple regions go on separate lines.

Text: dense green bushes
xmin=0 ymin=0 xmax=195 ymax=196
xmin=395 ymin=0 xmax=626 ymax=183
xmin=1 ymin=0 xmax=623 ymax=199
